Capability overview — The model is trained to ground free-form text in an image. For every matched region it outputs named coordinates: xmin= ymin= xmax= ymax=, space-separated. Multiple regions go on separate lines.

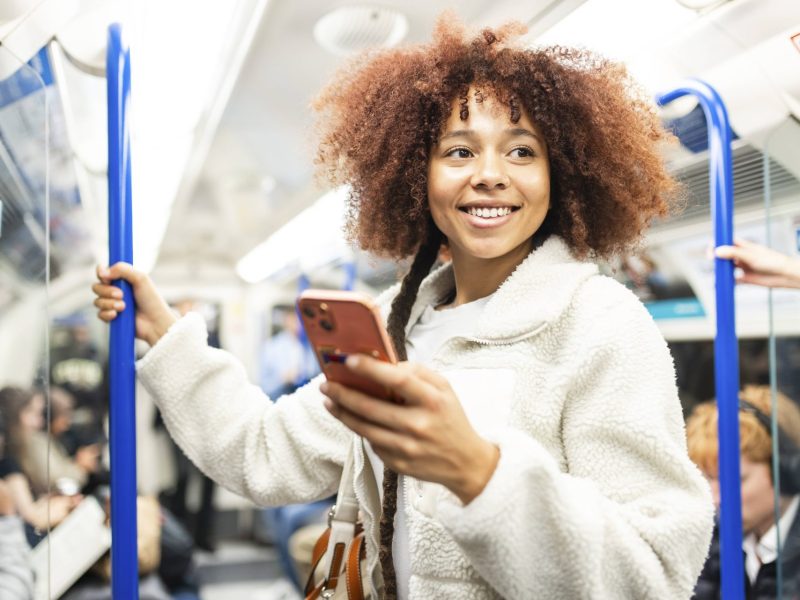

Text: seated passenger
xmin=92 ymin=14 xmax=713 ymax=598
xmin=23 ymin=386 xmax=103 ymax=496
xmin=687 ymin=385 xmax=800 ymax=599
xmin=0 ymin=410 xmax=34 ymax=600
xmin=0 ymin=386 xmax=80 ymax=541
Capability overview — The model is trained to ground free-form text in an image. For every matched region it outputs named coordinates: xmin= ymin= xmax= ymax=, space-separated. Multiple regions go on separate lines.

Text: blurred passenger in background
xmin=260 ymin=307 xmax=319 ymax=399
xmin=0 ymin=386 xmax=81 ymax=544
xmin=0 ymin=407 xmax=34 ymax=599
xmin=687 ymin=385 xmax=800 ymax=599
xmin=22 ymin=386 xmax=105 ymax=496
xmin=716 ymin=238 xmax=800 ymax=289
xmin=50 ymin=320 xmax=108 ymax=452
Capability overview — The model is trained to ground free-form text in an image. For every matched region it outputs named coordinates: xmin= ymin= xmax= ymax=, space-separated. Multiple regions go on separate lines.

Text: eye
xmin=445 ymin=147 xmax=473 ymax=159
xmin=510 ymin=146 xmax=535 ymax=158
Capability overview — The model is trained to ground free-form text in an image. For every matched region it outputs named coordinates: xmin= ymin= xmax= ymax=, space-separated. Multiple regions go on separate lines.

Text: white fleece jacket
xmin=137 ymin=236 xmax=714 ymax=599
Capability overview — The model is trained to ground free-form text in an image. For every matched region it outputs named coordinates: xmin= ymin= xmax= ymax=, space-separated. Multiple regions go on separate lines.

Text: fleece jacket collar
xmin=380 ymin=236 xmax=599 ymax=343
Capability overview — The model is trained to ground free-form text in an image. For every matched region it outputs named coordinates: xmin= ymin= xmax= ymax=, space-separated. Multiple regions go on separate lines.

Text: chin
xmin=474 ymin=238 xmax=534 ymax=260
xmin=462 ymin=244 xmax=511 ymax=260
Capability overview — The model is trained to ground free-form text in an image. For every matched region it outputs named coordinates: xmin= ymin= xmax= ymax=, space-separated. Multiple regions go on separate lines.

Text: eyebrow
xmin=438 ymin=127 xmax=543 ymax=144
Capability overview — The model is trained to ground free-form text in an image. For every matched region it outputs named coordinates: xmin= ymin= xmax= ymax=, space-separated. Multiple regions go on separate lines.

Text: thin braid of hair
xmin=378 ymin=221 xmax=443 ymax=600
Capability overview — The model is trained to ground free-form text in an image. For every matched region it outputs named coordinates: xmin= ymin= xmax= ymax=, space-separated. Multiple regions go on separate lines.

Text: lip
xmin=458 ymin=200 xmax=520 ymax=210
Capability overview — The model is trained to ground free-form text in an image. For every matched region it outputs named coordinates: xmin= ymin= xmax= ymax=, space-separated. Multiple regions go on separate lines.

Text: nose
xmin=470 ymin=151 xmax=509 ymax=189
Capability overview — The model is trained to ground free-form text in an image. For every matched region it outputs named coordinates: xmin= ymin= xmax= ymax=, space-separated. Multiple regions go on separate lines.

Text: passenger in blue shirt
xmin=260 ymin=308 xmax=319 ymax=399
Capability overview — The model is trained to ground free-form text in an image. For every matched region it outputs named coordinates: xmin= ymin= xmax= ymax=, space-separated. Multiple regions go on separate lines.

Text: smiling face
xmin=427 ymin=91 xmax=551 ymax=268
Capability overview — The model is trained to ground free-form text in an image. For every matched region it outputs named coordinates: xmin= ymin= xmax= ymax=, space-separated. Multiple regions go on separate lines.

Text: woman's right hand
xmin=92 ymin=263 xmax=177 ymax=346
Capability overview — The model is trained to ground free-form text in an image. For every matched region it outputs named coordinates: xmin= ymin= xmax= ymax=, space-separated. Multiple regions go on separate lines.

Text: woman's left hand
xmin=320 ymin=355 xmax=499 ymax=504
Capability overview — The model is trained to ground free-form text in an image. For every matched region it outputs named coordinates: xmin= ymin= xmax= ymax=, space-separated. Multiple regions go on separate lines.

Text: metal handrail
xmin=656 ymin=79 xmax=742 ymax=600
xmin=106 ymin=22 xmax=139 ymax=599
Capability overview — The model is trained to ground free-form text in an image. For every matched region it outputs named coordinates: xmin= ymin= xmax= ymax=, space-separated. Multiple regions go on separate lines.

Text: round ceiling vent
xmin=313 ymin=5 xmax=409 ymax=56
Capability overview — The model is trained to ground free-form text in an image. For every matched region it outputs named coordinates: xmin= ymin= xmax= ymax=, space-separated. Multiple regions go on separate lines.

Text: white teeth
xmin=466 ymin=206 xmax=513 ymax=218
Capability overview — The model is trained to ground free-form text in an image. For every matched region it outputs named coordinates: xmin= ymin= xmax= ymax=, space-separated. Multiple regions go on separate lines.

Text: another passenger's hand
xmin=92 ymin=263 xmax=177 ymax=345
xmin=716 ymin=238 xmax=800 ymax=289
xmin=34 ymin=494 xmax=82 ymax=527
xmin=53 ymin=494 xmax=82 ymax=525
xmin=320 ymin=356 xmax=500 ymax=505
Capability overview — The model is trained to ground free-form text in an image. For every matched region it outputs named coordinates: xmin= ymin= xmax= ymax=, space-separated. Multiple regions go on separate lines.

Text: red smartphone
xmin=297 ymin=289 xmax=398 ymax=400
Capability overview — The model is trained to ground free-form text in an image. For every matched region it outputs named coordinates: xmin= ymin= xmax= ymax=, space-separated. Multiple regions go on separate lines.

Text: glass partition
xmin=0 ymin=39 xmax=110 ymax=598
xmin=0 ymin=44 xmax=51 ymax=596
xmin=762 ymin=125 xmax=800 ymax=599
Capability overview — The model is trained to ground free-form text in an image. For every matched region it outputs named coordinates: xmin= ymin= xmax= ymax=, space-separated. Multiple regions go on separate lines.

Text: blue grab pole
xmin=656 ymin=80 xmax=742 ymax=600
xmin=106 ymin=23 xmax=139 ymax=599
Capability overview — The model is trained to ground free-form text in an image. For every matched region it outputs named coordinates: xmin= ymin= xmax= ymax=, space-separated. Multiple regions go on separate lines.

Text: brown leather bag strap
xmin=305 ymin=527 xmax=332 ymax=597
xmin=345 ymin=532 xmax=366 ymax=600
xmin=311 ymin=528 xmax=332 ymax=570
xmin=306 ymin=580 xmax=324 ymax=600
xmin=305 ymin=442 xmax=369 ymax=599
xmin=326 ymin=542 xmax=347 ymax=591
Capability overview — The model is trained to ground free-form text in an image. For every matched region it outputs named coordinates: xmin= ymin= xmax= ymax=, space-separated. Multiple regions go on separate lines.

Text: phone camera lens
xmin=302 ymin=306 xmax=316 ymax=318
xmin=320 ymin=319 xmax=334 ymax=331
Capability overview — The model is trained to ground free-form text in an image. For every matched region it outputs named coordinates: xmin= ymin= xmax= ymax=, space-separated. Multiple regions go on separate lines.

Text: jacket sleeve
xmin=436 ymin=282 xmax=715 ymax=599
xmin=136 ymin=313 xmax=351 ymax=506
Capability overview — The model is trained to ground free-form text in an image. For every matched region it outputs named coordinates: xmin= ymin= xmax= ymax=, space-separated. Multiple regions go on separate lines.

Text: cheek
xmin=524 ymin=172 xmax=551 ymax=205
xmin=741 ymin=474 xmax=773 ymax=516
xmin=426 ymin=179 xmax=454 ymax=231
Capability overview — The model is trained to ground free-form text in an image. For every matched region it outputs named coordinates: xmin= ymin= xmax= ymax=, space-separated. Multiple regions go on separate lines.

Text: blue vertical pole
xmin=657 ymin=80 xmax=742 ymax=599
xmin=107 ymin=23 xmax=139 ymax=599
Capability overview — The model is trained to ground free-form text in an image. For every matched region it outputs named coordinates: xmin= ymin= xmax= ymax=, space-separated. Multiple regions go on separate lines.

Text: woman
xmin=92 ymin=16 xmax=713 ymax=599
xmin=0 ymin=387 xmax=80 ymax=539
xmin=18 ymin=386 xmax=101 ymax=497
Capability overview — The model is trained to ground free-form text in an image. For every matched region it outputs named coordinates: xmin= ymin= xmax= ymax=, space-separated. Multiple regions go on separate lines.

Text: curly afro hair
xmin=313 ymin=13 xmax=680 ymax=261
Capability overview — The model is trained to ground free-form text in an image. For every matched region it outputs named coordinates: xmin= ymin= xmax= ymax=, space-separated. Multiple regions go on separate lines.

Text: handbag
xmin=304 ymin=443 xmax=371 ymax=600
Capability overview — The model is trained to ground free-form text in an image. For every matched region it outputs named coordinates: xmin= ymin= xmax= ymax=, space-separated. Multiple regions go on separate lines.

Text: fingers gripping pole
xmin=657 ymin=80 xmax=742 ymax=600
xmin=107 ymin=23 xmax=139 ymax=599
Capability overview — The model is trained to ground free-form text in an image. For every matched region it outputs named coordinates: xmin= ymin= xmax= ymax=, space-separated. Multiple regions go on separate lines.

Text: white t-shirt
xmin=364 ymin=293 xmax=493 ymax=599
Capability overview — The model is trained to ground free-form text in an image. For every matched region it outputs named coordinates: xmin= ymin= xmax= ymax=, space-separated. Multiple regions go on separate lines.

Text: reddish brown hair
xmin=687 ymin=385 xmax=800 ymax=476
xmin=313 ymin=14 xmax=680 ymax=260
